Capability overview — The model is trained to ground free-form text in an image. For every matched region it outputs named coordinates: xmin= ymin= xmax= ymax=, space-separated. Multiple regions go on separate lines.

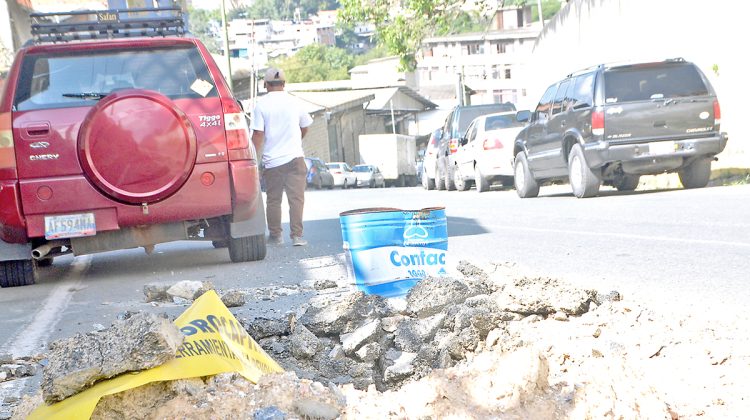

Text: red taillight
xmin=483 ymin=138 xmax=503 ymax=150
xmin=591 ymin=107 xmax=604 ymax=136
xmin=221 ymin=99 xmax=253 ymax=160
xmin=449 ymin=139 xmax=458 ymax=154
xmin=713 ymin=99 xmax=721 ymax=126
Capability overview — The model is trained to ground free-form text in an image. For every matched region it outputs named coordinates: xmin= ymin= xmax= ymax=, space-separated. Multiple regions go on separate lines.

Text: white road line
xmin=1 ymin=256 xmax=91 ymax=357
xmin=450 ymin=221 xmax=750 ymax=248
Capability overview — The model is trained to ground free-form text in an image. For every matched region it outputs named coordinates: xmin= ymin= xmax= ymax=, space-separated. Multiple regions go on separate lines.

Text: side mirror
xmin=516 ymin=110 xmax=531 ymax=123
xmin=460 ymin=137 xmax=468 ymax=146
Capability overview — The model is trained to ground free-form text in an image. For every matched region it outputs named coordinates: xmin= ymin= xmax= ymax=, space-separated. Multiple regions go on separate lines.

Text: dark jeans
xmin=263 ymin=157 xmax=306 ymax=238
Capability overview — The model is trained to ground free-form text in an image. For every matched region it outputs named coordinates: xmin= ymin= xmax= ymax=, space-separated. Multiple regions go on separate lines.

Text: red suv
xmin=0 ymin=8 xmax=266 ymax=287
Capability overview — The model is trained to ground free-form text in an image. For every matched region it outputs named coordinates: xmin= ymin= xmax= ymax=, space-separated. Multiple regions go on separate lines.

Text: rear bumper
xmin=20 ymin=161 xmax=237 ymax=239
xmin=583 ymin=132 xmax=728 ymax=168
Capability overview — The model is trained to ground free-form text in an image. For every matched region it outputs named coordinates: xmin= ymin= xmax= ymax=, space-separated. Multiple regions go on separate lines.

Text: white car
xmin=326 ymin=162 xmax=357 ymax=189
xmin=352 ymin=164 xmax=386 ymax=188
xmin=421 ymin=128 xmax=442 ymax=190
xmin=451 ymin=112 xmax=525 ymax=192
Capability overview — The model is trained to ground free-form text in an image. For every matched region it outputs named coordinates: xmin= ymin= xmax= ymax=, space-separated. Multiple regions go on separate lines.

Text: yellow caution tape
xmin=29 ymin=290 xmax=283 ymax=419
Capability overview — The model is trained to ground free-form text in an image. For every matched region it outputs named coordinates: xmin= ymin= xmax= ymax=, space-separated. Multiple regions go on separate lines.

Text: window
xmin=551 ymin=79 xmax=572 ymax=115
xmin=534 ymin=84 xmax=557 ymax=122
xmin=570 ymin=72 xmax=595 ymax=109
xmin=495 ymin=42 xmax=507 ymax=54
xmin=485 ymin=114 xmax=522 ymax=130
xmin=504 ymin=68 xmax=512 ymax=79
xmin=465 ymin=123 xmax=477 ymax=143
xmin=604 ymin=63 xmax=708 ymax=103
xmin=15 ymin=46 xmax=216 ymax=111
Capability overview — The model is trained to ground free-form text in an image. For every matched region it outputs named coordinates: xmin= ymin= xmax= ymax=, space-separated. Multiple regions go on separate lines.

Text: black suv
xmin=433 ymin=103 xmax=516 ymax=190
xmin=513 ymin=58 xmax=728 ymax=198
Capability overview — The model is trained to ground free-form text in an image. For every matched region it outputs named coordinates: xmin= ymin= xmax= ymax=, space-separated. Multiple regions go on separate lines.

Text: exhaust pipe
xmin=32 ymin=241 xmax=67 ymax=260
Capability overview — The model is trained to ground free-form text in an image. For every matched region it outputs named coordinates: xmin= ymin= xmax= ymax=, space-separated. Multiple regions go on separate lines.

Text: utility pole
xmin=537 ymin=0 xmax=543 ymax=25
xmin=220 ymin=0 xmax=232 ymax=91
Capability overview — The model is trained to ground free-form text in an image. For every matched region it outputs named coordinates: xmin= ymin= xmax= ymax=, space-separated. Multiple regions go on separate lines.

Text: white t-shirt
xmin=251 ymin=91 xmax=313 ymax=169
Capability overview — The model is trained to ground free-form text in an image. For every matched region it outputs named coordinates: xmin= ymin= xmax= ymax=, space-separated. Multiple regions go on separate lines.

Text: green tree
xmin=188 ymin=7 xmax=222 ymax=54
xmin=270 ymin=44 xmax=355 ymax=82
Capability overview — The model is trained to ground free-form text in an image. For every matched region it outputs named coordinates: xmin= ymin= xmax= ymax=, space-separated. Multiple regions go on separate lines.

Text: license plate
xmin=648 ymin=141 xmax=676 ymax=155
xmin=44 ymin=213 xmax=96 ymax=240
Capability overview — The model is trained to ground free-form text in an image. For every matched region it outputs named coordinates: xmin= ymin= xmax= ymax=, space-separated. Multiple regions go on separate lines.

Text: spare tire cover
xmin=78 ymin=90 xmax=197 ymax=204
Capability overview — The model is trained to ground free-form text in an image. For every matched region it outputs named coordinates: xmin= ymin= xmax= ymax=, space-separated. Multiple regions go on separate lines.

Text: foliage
xmin=187 ymin=7 xmax=222 ymax=54
xmin=530 ymin=0 xmax=564 ymax=22
xmin=269 ymin=44 xmax=355 ymax=82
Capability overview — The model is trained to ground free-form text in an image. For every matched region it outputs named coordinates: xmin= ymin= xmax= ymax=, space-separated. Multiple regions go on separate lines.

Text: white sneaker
xmin=292 ymin=236 xmax=308 ymax=246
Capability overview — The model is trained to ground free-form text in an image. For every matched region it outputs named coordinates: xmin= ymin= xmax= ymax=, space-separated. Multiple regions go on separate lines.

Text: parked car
xmin=326 ymin=162 xmax=357 ymax=189
xmin=352 ymin=165 xmax=386 ymax=188
xmin=304 ymin=157 xmax=335 ymax=189
xmin=451 ymin=112 xmax=526 ymax=192
xmin=0 ymin=8 xmax=267 ymax=287
xmin=421 ymin=128 xmax=442 ymax=190
xmin=435 ymin=103 xmax=517 ymax=191
xmin=513 ymin=57 xmax=728 ymax=199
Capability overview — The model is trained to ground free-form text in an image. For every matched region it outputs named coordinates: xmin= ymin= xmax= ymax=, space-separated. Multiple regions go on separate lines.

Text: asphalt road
xmin=2 ymin=182 xmax=749 ymax=404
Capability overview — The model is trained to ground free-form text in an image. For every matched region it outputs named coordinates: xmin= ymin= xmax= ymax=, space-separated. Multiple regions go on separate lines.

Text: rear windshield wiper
xmin=61 ymin=92 xmax=108 ymax=100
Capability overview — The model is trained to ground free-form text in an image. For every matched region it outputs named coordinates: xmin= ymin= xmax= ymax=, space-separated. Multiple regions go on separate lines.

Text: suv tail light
xmin=449 ymin=139 xmax=458 ymax=154
xmin=591 ymin=107 xmax=605 ymax=136
xmin=713 ymin=99 xmax=721 ymax=127
xmin=0 ymin=112 xmax=16 ymax=179
xmin=221 ymin=99 xmax=254 ymax=161
xmin=483 ymin=138 xmax=503 ymax=150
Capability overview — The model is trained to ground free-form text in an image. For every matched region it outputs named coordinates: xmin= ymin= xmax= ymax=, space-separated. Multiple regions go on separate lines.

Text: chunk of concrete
xmin=220 ymin=290 xmax=246 ymax=308
xmin=143 ymin=283 xmax=171 ymax=303
xmin=290 ymin=324 xmax=320 ymax=360
xmin=300 ymin=292 xmax=391 ymax=336
xmin=382 ymin=349 xmax=417 ymax=384
xmin=341 ymin=319 xmax=382 ymax=355
xmin=41 ymin=312 xmax=183 ymax=403
xmin=393 ymin=314 xmax=446 ymax=352
xmin=167 ymin=280 xmax=214 ymax=301
xmin=406 ymin=277 xmax=471 ymax=318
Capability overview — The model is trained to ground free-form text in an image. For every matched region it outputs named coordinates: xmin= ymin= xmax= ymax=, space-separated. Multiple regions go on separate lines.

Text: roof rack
xmin=30 ymin=7 xmax=185 ymax=44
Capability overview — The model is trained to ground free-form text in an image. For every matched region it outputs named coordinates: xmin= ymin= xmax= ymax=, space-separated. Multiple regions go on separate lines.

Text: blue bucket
xmin=339 ymin=207 xmax=448 ymax=297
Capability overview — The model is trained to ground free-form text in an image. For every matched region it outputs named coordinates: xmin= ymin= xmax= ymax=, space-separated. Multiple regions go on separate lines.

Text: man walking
xmin=251 ymin=67 xmax=313 ymax=246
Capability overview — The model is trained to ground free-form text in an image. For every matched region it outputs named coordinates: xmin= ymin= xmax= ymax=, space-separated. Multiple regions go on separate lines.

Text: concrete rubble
xmin=40 ymin=312 xmax=184 ymax=403
xmin=7 ymin=260 xmax=747 ymax=419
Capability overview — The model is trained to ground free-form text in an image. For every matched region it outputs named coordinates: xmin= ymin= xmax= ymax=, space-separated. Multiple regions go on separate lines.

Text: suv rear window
xmin=604 ymin=64 xmax=708 ymax=103
xmin=484 ymin=114 xmax=523 ymax=130
xmin=14 ymin=45 xmax=217 ymax=111
xmin=455 ymin=103 xmax=516 ymax=137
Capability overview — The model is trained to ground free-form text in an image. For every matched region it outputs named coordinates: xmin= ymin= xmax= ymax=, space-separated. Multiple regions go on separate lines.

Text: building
xmin=416 ymin=6 xmax=540 ymax=107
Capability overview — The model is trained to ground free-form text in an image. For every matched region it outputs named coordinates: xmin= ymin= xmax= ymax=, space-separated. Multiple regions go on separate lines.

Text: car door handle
xmin=24 ymin=123 xmax=50 ymax=137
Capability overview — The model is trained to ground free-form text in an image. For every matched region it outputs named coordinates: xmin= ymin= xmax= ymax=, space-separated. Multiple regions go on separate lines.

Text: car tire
xmin=228 ymin=234 xmax=267 ymax=263
xmin=613 ymin=174 xmax=640 ymax=192
xmin=435 ymin=165 xmax=446 ymax=190
xmin=422 ymin=170 xmax=435 ymax=190
xmin=514 ymin=151 xmax=539 ymax=198
xmin=212 ymin=240 xmax=228 ymax=248
xmin=679 ymin=158 xmax=711 ymax=189
xmin=342 ymin=179 xmax=348 ymax=189
xmin=454 ymin=166 xmax=469 ymax=191
xmin=475 ymin=166 xmax=489 ymax=193
xmin=568 ymin=143 xmax=601 ymax=198
xmin=444 ymin=164 xmax=456 ymax=191
xmin=0 ymin=259 xmax=36 ymax=288
xmin=314 ymin=176 xmax=322 ymax=190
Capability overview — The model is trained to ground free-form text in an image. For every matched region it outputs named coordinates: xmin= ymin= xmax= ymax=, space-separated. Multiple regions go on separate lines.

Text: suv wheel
xmin=444 ymin=165 xmax=456 ymax=191
xmin=514 ymin=152 xmax=539 ymax=198
xmin=568 ymin=144 xmax=601 ymax=198
xmin=679 ymin=158 xmax=711 ymax=189
xmin=228 ymin=234 xmax=267 ymax=262
xmin=475 ymin=166 xmax=489 ymax=193
xmin=422 ymin=169 xmax=435 ymax=190
xmin=212 ymin=240 xmax=228 ymax=248
xmin=0 ymin=259 xmax=36 ymax=288
xmin=436 ymin=165 xmax=446 ymax=190
xmin=613 ymin=174 xmax=640 ymax=192
xmin=454 ymin=166 xmax=469 ymax=191
xmin=314 ymin=176 xmax=322 ymax=190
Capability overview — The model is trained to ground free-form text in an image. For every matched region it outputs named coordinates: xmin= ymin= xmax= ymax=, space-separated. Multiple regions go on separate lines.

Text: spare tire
xmin=77 ymin=89 xmax=197 ymax=204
